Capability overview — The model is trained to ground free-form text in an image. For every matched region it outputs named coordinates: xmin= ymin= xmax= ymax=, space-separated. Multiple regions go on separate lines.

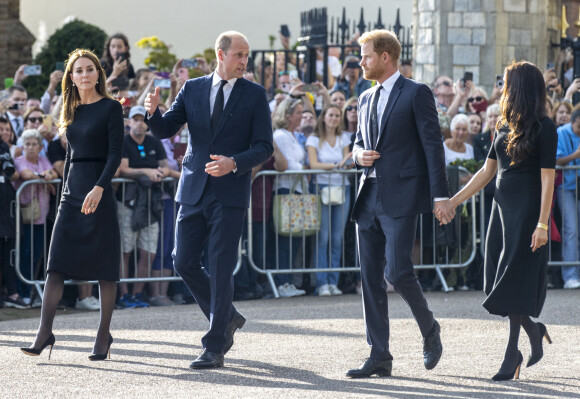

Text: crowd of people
xmin=1 ymin=30 xmax=579 ymax=315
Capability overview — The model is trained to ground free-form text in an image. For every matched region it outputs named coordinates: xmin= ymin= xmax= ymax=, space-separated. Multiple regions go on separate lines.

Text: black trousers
xmin=355 ymin=181 xmax=434 ymax=360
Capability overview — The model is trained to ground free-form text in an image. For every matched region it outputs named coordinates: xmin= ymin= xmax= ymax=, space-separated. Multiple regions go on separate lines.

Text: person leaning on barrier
xmin=116 ymin=105 xmax=169 ymax=309
xmin=555 ymin=108 xmax=580 ymax=290
xmin=306 ymin=104 xmax=353 ymax=296
xmin=0 ymin=136 xmax=27 ymax=309
xmin=272 ymin=97 xmax=309 ymax=298
xmin=13 ymin=129 xmax=56 ymax=304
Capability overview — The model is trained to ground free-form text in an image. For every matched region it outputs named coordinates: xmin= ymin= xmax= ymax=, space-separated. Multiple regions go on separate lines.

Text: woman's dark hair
xmin=498 ymin=60 xmax=547 ymax=165
xmin=0 ymin=116 xmax=17 ymax=145
xmin=101 ymin=33 xmax=131 ymax=74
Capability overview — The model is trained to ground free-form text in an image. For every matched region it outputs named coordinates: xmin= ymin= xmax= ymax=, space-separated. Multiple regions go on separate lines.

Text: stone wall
xmin=0 ymin=0 xmax=35 ymax=90
xmin=413 ymin=0 xmax=561 ymax=93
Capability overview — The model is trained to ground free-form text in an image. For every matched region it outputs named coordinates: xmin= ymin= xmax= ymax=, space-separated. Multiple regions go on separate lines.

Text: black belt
xmin=70 ymin=157 xmax=106 ymax=163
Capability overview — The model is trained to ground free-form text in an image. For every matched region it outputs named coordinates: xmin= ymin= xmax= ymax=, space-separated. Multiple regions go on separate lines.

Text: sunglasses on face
xmin=27 ymin=117 xmax=43 ymax=123
xmin=137 ymin=144 xmax=146 ymax=158
xmin=345 ymin=106 xmax=357 ymax=112
xmin=468 ymin=96 xmax=484 ymax=103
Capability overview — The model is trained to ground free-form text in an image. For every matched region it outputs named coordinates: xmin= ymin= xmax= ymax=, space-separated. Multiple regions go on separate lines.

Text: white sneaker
xmin=457 ymin=285 xmax=470 ymax=291
xmin=329 ymin=284 xmax=342 ymax=296
xmin=88 ymin=296 xmax=100 ymax=309
xmin=563 ymin=279 xmax=580 ymax=289
xmin=31 ymin=297 xmax=42 ymax=308
xmin=75 ymin=297 xmax=100 ymax=310
xmin=278 ymin=283 xmax=306 ymax=298
xmin=318 ymin=284 xmax=331 ymax=296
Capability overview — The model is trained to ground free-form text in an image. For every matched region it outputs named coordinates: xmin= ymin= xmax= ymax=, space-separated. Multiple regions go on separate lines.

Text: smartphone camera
xmin=182 ymin=59 xmax=199 ymax=69
xmin=154 ymin=79 xmax=172 ymax=89
xmin=495 ymin=74 xmax=504 ymax=88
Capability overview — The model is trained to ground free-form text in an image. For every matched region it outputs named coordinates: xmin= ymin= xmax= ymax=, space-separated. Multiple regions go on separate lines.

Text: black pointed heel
xmin=527 ymin=322 xmax=552 ymax=367
xmin=492 ymin=351 xmax=523 ymax=381
xmin=88 ymin=335 xmax=113 ymax=361
xmin=20 ymin=334 xmax=56 ymax=360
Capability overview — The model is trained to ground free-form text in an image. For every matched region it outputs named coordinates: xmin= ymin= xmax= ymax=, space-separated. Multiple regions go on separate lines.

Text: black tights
xmin=31 ymin=272 xmax=117 ymax=354
xmin=498 ymin=314 xmax=540 ymax=372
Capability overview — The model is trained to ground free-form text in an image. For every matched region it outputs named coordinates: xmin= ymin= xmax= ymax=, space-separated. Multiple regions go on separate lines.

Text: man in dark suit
xmin=144 ymin=31 xmax=273 ymax=369
xmin=346 ymin=30 xmax=455 ymax=378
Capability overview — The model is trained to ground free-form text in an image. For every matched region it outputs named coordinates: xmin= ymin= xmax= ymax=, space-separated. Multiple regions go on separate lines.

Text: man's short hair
xmin=571 ymin=108 xmax=580 ymax=123
xmin=358 ymin=30 xmax=401 ymax=65
xmin=8 ymin=84 xmax=27 ymax=95
xmin=215 ymin=31 xmax=248 ymax=56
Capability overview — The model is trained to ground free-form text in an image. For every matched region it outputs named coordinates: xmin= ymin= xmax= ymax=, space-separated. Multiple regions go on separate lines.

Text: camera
xmin=0 ymin=152 xmax=15 ymax=177
xmin=495 ymin=74 xmax=504 ymax=88
xmin=182 ymin=59 xmax=199 ymax=69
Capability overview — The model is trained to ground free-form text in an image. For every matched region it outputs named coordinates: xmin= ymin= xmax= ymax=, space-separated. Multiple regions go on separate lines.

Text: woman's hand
xmin=339 ymin=151 xmax=354 ymax=169
xmin=530 ymin=227 xmax=548 ymax=252
xmin=111 ymin=57 xmax=128 ymax=78
xmin=82 ymin=186 xmax=104 ymax=215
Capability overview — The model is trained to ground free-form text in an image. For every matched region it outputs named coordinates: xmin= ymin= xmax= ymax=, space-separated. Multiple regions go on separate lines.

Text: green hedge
xmin=23 ymin=19 xmax=107 ymax=98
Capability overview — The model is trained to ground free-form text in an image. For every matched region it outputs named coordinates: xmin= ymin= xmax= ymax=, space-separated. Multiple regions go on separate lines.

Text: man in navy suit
xmin=346 ymin=30 xmax=455 ymax=378
xmin=144 ymin=31 xmax=273 ymax=368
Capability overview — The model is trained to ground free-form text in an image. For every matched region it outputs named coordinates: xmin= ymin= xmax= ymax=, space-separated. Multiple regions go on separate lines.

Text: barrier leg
xmin=34 ymin=282 xmax=44 ymax=301
xmin=434 ymin=265 xmax=451 ymax=292
xmin=267 ymin=272 xmax=279 ymax=299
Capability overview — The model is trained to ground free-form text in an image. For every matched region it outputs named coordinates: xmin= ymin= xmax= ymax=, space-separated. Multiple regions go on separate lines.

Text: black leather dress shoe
xmin=346 ymin=358 xmax=392 ymax=378
xmin=189 ymin=349 xmax=224 ymax=369
xmin=423 ymin=319 xmax=442 ymax=370
xmin=224 ymin=311 xmax=246 ymax=354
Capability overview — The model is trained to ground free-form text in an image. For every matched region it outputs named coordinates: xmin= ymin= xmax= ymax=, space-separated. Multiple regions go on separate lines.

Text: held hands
xmin=356 ymin=150 xmax=380 ymax=167
xmin=145 ymin=87 xmax=161 ymax=117
xmin=205 ymin=155 xmax=235 ymax=177
xmin=433 ymin=199 xmax=456 ymax=225
xmin=530 ymin=227 xmax=548 ymax=252
xmin=144 ymin=167 xmax=165 ymax=183
xmin=82 ymin=186 xmax=104 ymax=215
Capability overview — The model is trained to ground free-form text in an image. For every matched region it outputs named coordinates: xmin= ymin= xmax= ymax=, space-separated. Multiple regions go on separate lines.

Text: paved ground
xmin=1 ymin=290 xmax=579 ymax=399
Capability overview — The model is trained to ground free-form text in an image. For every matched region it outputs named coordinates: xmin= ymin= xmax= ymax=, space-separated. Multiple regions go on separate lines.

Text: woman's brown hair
xmin=58 ymin=49 xmax=113 ymax=135
xmin=313 ymin=104 xmax=343 ymax=148
xmin=498 ymin=60 xmax=547 ymax=165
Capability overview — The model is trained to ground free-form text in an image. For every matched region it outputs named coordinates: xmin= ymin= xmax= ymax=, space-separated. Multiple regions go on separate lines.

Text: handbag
xmin=21 ymin=197 xmax=40 ymax=224
xmin=273 ymin=177 xmax=320 ymax=236
xmin=321 ymin=185 xmax=345 ymax=205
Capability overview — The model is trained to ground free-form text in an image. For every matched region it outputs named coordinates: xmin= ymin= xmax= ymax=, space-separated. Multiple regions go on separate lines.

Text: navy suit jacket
xmin=351 ymin=75 xmax=449 ymax=219
xmin=145 ymin=74 xmax=273 ymax=208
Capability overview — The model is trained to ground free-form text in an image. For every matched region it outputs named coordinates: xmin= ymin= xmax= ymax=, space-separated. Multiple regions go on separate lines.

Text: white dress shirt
xmin=210 ymin=72 xmax=237 ymax=115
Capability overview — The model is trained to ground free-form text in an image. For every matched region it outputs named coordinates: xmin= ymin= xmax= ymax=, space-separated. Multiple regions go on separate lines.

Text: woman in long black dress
xmin=441 ymin=60 xmax=557 ymax=380
xmin=21 ymin=49 xmax=123 ymax=360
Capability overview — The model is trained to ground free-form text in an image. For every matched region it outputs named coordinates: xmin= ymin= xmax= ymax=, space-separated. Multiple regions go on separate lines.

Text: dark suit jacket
xmin=351 ymin=75 xmax=449 ymax=219
xmin=145 ymin=74 xmax=273 ymax=208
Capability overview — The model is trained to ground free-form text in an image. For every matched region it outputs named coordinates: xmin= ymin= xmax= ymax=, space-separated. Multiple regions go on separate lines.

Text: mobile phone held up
xmin=55 ymin=62 xmax=65 ymax=72
xmin=495 ymin=74 xmax=504 ymax=88
xmin=302 ymin=83 xmax=318 ymax=93
xmin=116 ymin=52 xmax=128 ymax=62
xmin=280 ymin=24 xmax=290 ymax=38
xmin=23 ymin=65 xmax=42 ymax=76
xmin=182 ymin=59 xmax=199 ymax=69
xmin=154 ymin=79 xmax=172 ymax=89
xmin=461 ymin=71 xmax=473 ymax=87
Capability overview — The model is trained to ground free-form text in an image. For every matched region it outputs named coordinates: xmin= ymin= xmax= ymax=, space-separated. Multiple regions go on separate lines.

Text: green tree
xmin=23 ymin=19 xmax=107 ymax=98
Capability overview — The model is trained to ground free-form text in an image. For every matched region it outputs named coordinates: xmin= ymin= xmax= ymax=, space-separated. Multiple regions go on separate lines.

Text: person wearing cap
xmin=116 ymin=105 xmax=169 ymax=308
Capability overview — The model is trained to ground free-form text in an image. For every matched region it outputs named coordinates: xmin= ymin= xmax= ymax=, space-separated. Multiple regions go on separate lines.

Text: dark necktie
xmin=14 ymin=118 xmax=22 ymax=137
xmin=370 ymin=85 xmax=383 ymax=149
xmin=211 ymin=79 xmax=228 ymax=132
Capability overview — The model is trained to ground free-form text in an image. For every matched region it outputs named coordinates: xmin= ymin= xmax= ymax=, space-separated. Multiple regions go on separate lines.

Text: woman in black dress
xmin=441 ymin=61 xmax=557 ymax=380
xmin=21 ymin=49 xmax=123 ymax=360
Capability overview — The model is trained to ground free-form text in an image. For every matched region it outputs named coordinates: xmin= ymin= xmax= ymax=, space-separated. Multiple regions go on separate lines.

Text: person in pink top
xmin=13 ymin=128 xmax=56 ymax=302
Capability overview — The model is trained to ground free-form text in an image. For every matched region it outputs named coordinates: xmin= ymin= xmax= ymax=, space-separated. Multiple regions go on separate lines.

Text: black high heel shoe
xmin=527 ymin=322 xmax=552 ymax=367
xmin=20 ymin=334 xmax=56 ymax=360
xmin=492 ymin=351 xmax=523 ymax=381
xmin=88 ymin=335 xmax=113 ymax=361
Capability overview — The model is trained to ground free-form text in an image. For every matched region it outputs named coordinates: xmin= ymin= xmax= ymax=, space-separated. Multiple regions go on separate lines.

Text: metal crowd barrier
xmin=13 ymin=177 xmax=242 ymax=300
xmin=247 ymin=168 xmax=478 ymax=298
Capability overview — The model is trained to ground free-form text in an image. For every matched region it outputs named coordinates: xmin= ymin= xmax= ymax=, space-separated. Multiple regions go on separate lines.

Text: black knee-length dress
xmin=47 ymin=98 xmax=124 ymax=281
xmin=483 ymin=117 xmax=557 ymax=317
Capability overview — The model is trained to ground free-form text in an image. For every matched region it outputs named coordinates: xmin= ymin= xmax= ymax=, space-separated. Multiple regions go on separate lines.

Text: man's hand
xmin=433 ymin=200 xmax=456 ymax=225
xmin=14 ymin=64 xmax=28 ymax=84
xmin=356 ymin=150 xmax=380 ymax=167
xmin=205 ymin=155 xmax=235 ymax=177
xmin=143 ymin=168 xmax=163 ymax=182
xmin=145 ymin=87 xmax=161 ymax=116
xmin=47 ymin=70 xmax=64 ymax=93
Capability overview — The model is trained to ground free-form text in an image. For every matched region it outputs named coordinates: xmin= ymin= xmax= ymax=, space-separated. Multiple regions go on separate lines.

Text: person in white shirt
xmin=306 ymin=104 xmax=353 ymax=296
xmin=272 ymin=97 xmax=308 ymax=298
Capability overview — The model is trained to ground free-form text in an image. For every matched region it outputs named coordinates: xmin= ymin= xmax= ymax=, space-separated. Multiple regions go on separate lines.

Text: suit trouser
xmin=355 ymin=181 xmax=434 ymax=360
xmin=173 ymin=180 xmax=246 ymax=353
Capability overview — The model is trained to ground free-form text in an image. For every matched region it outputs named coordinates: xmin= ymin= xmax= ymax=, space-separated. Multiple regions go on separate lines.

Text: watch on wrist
xmin=230 ymin=157 xmax=238 ymax=173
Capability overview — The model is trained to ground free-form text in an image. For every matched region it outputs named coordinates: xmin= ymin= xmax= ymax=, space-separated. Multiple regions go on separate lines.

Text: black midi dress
xmin=47 ymin=98 xmax=124 ymax=281
xmin=483 ymin=117 xmax=557 ymax=317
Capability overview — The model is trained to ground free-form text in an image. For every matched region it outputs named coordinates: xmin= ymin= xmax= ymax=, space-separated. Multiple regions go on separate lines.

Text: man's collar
xmin=212 ymin=72 xmax=237 ymax=87
xmin=378 ymin=71 xmax=401 ymax=92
